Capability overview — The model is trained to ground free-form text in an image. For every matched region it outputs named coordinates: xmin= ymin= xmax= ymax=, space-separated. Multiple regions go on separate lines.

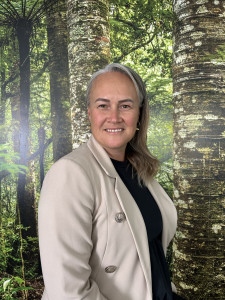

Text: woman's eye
xmin=120 ymin=104 xmax=131 ymax=109
xmin=98 ymin=104 xmax=108 ymax=109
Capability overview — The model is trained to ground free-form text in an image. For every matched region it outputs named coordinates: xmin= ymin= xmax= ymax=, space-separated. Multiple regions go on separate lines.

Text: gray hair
xmin=86 ymin=63 xmax=145 ymax=107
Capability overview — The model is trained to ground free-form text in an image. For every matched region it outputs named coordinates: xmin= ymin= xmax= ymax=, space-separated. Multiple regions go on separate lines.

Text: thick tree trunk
xmin=172 ymin=1 xmax=225 ymax=299
xmin=0 ymin=64 xmax=6 ymax=243
xmin=66 ymin=0 xmax=110 ymax=147
xmin=47 ymin=0 xmax=72 ymax=162
xmin=16 ymin=20 xmax=37 ymax=239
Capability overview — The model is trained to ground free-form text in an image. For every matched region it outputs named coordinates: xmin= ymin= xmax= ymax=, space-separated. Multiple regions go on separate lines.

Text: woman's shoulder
xmin=62 ymin=142 xmax=93 ymax=165
xmin=45 ymin=142 xmax=96 ymax=179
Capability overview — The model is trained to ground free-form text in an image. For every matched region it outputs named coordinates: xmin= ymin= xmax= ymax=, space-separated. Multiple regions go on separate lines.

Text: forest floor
xmin=25 ymin=277 xmax=44 ymax=300
xmin=0 ymin=273 xmax=44 ymax=300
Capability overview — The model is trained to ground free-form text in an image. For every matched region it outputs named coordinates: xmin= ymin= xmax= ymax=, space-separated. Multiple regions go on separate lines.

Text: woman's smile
xmin=104 ymin=128 xmax=124 ymax=133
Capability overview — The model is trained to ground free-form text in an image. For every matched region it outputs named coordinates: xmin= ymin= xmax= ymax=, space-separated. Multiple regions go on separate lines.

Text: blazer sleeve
xmin=38 ymin=158 xmax=108 ymax=300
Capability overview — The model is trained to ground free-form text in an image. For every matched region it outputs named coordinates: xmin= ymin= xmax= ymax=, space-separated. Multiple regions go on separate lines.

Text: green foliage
xmin=110 ymin=0 xmax=174 ymax=75
xmin=0 ymin=0 xmax=53 ymax=280
xmin=0 ymin=144 xmax=28 ymax=175
xmin=148 ymin=110 xmax=173 ymax=198
xmin=0 ymin=0 xmax=58 ymax=26
xmin=0 ymin=222 xmax=21 ymax=274
xmin=0 ymin=276 xmax=33 ymax=300
xmin=0 ymin=221 xmax=40 ymax=279
xmin=0 ymin=228 xmax=17 ymax=272
xmin=22 ymin=236 xmax=40 ymax=278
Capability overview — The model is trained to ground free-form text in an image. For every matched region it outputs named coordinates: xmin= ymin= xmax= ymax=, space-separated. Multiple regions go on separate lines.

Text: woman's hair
xmin=86 ymin=63 xmax=160 ymax=184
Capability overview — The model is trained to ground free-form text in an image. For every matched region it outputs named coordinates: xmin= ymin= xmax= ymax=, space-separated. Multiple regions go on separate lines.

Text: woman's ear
xmin=88 ymin=106 xmax=91 ymax=121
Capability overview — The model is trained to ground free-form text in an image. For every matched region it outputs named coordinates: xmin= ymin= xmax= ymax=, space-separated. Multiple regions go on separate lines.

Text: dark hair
xmin=86 ymin=63 xmax=159 ymax=183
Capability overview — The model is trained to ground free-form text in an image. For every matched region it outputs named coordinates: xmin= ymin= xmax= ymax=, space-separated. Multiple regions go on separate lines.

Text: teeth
xmin=106 ymin=129 xmax=123 ymax=133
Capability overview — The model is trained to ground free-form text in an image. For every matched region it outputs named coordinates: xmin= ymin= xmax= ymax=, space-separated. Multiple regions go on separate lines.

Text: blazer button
xmin=105 ymin=265 xmax=117 ymax=273
xmin=115 ymin=212 xmax=126 ymax=223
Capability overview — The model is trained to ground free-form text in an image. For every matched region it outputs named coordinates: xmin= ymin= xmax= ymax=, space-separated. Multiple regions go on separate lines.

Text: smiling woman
xmin=38 ymin=63 xmax=183 ymax=300
xmin=88 ymin=71 xmax=140 ymax=161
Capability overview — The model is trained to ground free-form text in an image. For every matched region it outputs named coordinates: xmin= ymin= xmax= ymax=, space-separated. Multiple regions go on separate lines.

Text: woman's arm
xmin=38 ymin=158 xmax=107 ymax=300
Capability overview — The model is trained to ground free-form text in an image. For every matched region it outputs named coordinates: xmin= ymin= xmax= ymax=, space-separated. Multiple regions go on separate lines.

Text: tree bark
xmin=38 ymin=127 xmax=46 ymax=186
xmin=16 ymin=19 xmax=37 ymax=239
xmin=66 ymin=0 xmax=110 ymax=147
xmin=172 ymin=1 xmax=225 ymax=299
xmin=47 ymin=0 xmax=72 ymax=162
xmin=0 ymin=57 xmax=6 ymax=244
xmin=0 ymin=68 xmax=6 ymax=142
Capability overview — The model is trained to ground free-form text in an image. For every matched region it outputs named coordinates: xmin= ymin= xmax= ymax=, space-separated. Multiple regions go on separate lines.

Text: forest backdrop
xmin=0 ymin=0 xmax=224 ymax=299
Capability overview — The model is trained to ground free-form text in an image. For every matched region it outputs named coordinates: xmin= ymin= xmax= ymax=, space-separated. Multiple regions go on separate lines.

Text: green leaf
xmin=12 ymin=286 xmax=34 ymax=292
xmin=13 ymin=277 xmax=24 ymax=286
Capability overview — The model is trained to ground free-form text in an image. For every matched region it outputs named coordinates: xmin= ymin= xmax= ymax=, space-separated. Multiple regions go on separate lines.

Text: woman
xmin=39 ymin=63 xmax=181 ymax=300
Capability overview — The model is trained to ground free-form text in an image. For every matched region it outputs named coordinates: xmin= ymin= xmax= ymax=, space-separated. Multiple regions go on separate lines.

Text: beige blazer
xmin=38 ymin=135 xmax=177 ymax=300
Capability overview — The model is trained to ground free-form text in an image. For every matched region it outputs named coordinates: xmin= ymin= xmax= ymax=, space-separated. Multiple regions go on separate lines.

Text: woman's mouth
xmin=105 ymin=128 xmax=124 ymax=133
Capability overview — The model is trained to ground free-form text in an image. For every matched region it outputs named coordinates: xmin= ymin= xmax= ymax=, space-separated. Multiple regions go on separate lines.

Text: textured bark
xmin=66 ymin=0 xmax=110 ymax=147
xmin=172 ymin=0 xmax=225 ymax=299
xmin=47 ymin=0 xmax=72 ymax=162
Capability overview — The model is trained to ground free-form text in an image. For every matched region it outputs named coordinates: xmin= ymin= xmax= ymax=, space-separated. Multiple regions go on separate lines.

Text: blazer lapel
xmin=87 ymin=135 xmax=152 ymax=295
xmin=114 ymin=177 xmax=152 ymax=295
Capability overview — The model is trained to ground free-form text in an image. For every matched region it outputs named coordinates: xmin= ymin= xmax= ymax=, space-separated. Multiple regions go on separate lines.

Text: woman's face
xmin=88 ymin=71 xmax=140 ymax=161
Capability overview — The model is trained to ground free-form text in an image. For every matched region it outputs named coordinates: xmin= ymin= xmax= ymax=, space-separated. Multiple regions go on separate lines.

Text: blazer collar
xmin=87 ymin=135 xmax=152 ymax=294
xmin=87 ymin=135 xmax=119 ymax=179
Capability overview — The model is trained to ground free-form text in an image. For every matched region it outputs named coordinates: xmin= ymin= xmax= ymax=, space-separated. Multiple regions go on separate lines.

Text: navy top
xmin=111 ymin=159 xmax=173 ymax=300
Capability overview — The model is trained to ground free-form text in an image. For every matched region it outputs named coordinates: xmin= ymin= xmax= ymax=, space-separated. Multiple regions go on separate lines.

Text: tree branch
xmin=1 ymin=72 xmax=19 ymax=90
xmin=31 ymin=60 xmax=49 ymax=83
xmin=0 ymin=138 xmax=52 ymax=181
xmin=114 ymin=32 xmax=157 ymax=62
xmin=113 ymin=16 xmax=142 ymax=32
xmin=27 ymin=137 xmax=52 ymax=161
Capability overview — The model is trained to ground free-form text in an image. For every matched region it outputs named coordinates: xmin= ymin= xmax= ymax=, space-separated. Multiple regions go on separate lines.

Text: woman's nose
xmin=108 ymin=108 xmax=122 ymax=123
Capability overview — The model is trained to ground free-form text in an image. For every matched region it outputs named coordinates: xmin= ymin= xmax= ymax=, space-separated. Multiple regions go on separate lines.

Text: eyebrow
xmin=95 ymin=98 xmax=134 ymax=103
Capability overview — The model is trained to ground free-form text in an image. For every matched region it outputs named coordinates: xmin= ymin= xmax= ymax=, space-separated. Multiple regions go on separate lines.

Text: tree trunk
xmin=0 ymin=68 xmax=6 ymax=142
xmin=66 ymin=0 xmax=110 ymax=147
xmin=172 ymin=1 xmax=225 ymax=299
xmin=0 ymin=58 xmax=6 ymax=245
xmin=11 ymin=79 xmax=20 ymax=154
xmin=47 ymin=0 xmax=72 ymax=162
xmin=16 ymin=19 xmax=37 ymax=239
